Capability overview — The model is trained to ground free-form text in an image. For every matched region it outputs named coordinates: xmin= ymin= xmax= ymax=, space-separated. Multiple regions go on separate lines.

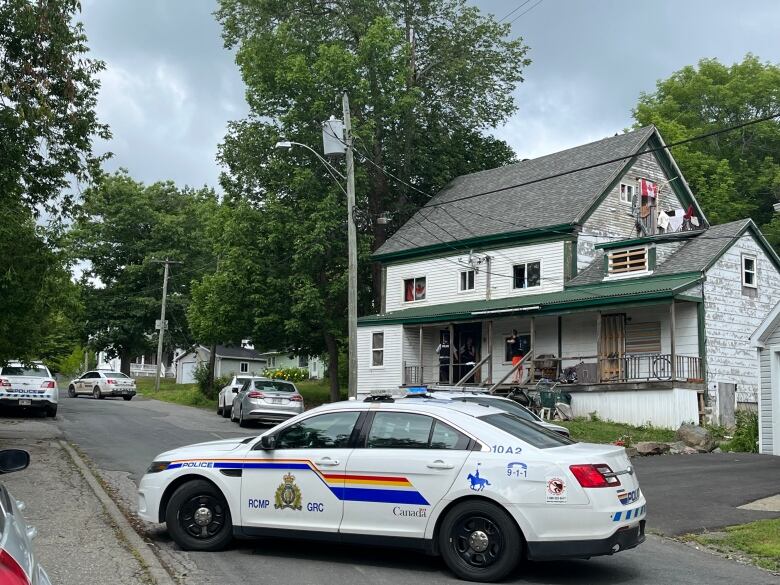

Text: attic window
xmin=608 ymin=247 xmax=648 ymax=275
xmin=742 ymin=255 xmax=757 ymax=288
xmin=619 ymin=182 xmax=635 ymax=205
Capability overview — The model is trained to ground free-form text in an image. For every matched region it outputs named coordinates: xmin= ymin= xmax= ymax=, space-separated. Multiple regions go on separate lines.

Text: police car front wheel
xmin=439 ymin=500 xmax=521 ymax=583
xmin=166 ymin=480 xmax=233 ymax=551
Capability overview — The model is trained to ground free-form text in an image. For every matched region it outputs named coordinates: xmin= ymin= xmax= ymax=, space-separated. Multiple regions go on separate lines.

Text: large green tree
xmin=633 ymin=55 xmax=780 ymax=234
xmin=214 ymin=0 xmax=528 ymax=396
xmin=72 ymin=172 xmax=218 ymax=374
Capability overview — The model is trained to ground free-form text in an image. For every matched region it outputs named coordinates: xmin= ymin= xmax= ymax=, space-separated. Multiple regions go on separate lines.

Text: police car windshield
xmin=455 ymin=397 xmax=539 ymax=422
xmin=253 ymin=380 xmax=296 ymax=393
xmin=479 ymin=413 xmax=576 ymax=449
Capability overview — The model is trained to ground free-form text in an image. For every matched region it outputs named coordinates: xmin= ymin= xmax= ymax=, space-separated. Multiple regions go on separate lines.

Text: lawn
xmin=557 ymin=418 xmax=676 ymax=445
xmin=691 ymin=519 xmax=780 ymax=572
xmin=135 ymin=377 xmax=343 ymax=410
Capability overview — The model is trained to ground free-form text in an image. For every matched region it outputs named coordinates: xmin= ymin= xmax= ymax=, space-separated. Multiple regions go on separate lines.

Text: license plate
xmin=19 ymin=399 xmax=31 ymax=406
xmin=269 ymin=398 xmax=283 ymax=404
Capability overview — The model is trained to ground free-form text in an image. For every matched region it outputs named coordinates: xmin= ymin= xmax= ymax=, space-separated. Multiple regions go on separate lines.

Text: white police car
xmin=138 ymin=399 xmax=645 ymax=582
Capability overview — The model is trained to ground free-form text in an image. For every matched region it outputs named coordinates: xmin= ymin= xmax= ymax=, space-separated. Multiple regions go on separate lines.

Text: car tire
xmin=217 ymin=400 xmax=223 ymax=416
xmin=93 ymin=386 xmax=103 ymax=400
xmin=68 ymin=385 xmax=77 ymax=398
xmin=222 ymin=405 xmax=230 ymax=418
xmin=165 ymin=479 xmax=233 ymax=552
xmin=230 ymin=405 xmax=238 ymax=422
xmin=438 ymin=500 xmax=522 ymax=583
xmin=123 ymin=396 xmax=133 ymax=401
xmin=238 ymin=406 xmax=250 ymax=428
xmin=46 ymin=406 xmax=58 ymax=418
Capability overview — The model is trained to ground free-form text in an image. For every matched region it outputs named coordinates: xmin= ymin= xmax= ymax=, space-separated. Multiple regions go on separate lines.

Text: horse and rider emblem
xmin=467 ymin=468 xmax=491 ymax=491
xmin=274 ymin=473 xmax=303 ymax=510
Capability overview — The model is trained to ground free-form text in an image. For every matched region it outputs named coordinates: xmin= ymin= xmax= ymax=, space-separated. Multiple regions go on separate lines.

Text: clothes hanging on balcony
xmin=657 ymin=210 xmax=670 ymax=230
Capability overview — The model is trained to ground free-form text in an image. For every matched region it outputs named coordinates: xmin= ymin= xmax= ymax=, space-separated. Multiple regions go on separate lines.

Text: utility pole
xmin=342 ymin=92 xmax=358 ymax=400
xmin=152 ymin=259 xmax=181 ymax=391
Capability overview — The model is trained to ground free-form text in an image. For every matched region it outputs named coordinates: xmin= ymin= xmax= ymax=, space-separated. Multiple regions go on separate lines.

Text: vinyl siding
xmin=357 ymin=325 xmax=404 ymax=392
xmin=384 ymin=241 xmax=565 ymax=312
xmin=758 ymin=342 xmax=775 ymax=454
xmin=704 ymin=233 xmax=780 ymax=415
xmin=578 ymin=152 xmax=688 ymax=271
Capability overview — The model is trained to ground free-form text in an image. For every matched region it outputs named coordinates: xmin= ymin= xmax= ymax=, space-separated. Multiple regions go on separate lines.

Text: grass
xmin=557 ymin=418 xmax=676 ymax=445
xmin=135 ymin=377 xmax=343 ymax=410
xmin=690 ymin=519 xmax=780 ymax=572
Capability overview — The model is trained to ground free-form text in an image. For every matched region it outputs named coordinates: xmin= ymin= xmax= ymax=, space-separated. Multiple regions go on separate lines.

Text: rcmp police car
xmin=138 ymin=398 xmax=645 ymax=582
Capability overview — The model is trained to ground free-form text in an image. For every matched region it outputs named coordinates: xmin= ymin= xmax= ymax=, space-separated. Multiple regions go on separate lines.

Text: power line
xmin=506 ymin=0 xmax=545 ymax=25
xmin=497 ymin=1 xmax=533 ymax=23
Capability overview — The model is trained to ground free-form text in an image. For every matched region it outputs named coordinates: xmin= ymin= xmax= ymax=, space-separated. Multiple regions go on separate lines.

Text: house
xmin=357 ymin=126 xmax=780 ymax=429
xmin=256 ymin=350 xmax=325 ymax=380
xmin=174 ymin=345 xmax=267 ymax=384
xmin=97 ymin=351 xmax=175 ymax=378
xmin=750 ymin=303 xmax=780 ymax=455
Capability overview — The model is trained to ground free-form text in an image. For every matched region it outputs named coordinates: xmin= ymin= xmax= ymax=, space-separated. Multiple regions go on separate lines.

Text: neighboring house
xmin=257 ymin=350 xmax=324 ymax=380
xmin=357 ymin=126 xmax=780 ymax=429
xmin=174 ymin=345 xmax=267 ymax=384
xmin=97 ymin=351 xmax=175 ymax=378
xmin=750 ymin=304 xmax=780 ymax=455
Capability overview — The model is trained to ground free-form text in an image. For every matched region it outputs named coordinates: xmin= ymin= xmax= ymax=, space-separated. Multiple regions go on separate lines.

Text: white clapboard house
xmin=357 ymin=126 xmax=780 ymax=430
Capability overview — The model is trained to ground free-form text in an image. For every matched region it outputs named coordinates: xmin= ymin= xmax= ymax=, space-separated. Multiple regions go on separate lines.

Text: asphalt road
xmin=54 ymin=391 xmax=780 ymax=585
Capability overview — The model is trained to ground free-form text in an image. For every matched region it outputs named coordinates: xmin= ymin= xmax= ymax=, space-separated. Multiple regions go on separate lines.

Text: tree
xmin=633 ymin=55 xmax=780 ymax=232
xmin=71 ymin=172 xmax=218 ymax=374
xmin=215 ymin=0 xmax=528 ymax=396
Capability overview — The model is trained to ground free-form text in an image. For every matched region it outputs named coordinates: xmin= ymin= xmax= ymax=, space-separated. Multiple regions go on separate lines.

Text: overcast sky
xmin=79 ymin=0 xmax=780 ymax=192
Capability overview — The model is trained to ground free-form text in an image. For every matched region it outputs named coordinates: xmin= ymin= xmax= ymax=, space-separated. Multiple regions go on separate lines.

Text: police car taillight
xmin=569 ymin=464 xmax=621 ymax=488
xmin=106 ymin=379 xmax=116 ymax=385
xmin=0 ymin=378 xmax=10 ymax=388
xmin=40 ymin=380 xmax=55 ymax=389
xmin=0 ymin=548 xmax=31 ymax=585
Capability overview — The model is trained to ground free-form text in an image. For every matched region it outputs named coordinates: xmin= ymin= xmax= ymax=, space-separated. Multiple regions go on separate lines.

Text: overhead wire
xmin=506 ymin=0 xmax=545 ymax=25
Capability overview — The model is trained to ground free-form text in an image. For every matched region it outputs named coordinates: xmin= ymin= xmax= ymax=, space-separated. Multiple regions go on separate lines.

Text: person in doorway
xmin=507 ymin=329 xmax=525 ymax=385
xmin=436 ymin=333 xmax=451 ymax=383
xmin=460 ymin=336 xmax=477 ymax=383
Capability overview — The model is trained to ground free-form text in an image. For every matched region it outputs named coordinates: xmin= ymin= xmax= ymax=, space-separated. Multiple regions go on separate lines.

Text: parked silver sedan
xmin=0 ymin=449 xmax=52 ymax=585
xmin=230 ymin=378 xmax=304 ymax=427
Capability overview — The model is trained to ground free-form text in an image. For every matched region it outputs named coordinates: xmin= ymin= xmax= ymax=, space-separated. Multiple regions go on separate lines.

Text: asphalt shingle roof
xmin=375 ymin=126 xmax=657 ymax=257
xmin=213 ymin=345 xmax=265 ymax=360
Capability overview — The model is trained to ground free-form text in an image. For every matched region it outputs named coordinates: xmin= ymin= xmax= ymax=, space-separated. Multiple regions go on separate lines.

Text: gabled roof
xmin=569 ymin=219 xmax=780 ymax=286
xmin=375 ymin=126 xmax=704 ymax=262
xmin=358 ymin=273 xmax=702 ymax=326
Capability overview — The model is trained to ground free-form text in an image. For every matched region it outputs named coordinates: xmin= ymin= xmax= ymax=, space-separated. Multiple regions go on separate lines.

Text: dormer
xmin=602 ymin=243 xmax=655 ymax=279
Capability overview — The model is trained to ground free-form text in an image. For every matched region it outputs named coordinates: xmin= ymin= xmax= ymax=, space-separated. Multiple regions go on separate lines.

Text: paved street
xmin=43 ymin=391 xmax=779 ymax=584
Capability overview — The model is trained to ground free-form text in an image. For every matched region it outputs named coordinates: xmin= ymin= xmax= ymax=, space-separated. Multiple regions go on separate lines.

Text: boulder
xmin=682 ymin=446 xmax=699 ymax=455
xmin=676 ymin=423 xmax=716 ymax=452
xmin=667 ymin=441 xmax=688 ymax=455
xmin=635 ymin=441 xmax=670 ymax=456
xmin=625 ymin=447 xmax=638 ymax=458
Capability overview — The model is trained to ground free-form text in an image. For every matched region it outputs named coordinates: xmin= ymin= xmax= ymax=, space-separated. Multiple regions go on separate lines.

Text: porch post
xmin=418 ymin=325 xmax=423 ymax=383
xmin=596 ymin=312 xmax=602 ymax=382
xmin=448 ymin=323 xmax=455 ymax=384
xmin=487 ymin=320 xmax=493 ymax=384
xmin=529 ymin=317 xmax=536 ymax=383
xmin=670 ymin=301 xmax=677 ymax=380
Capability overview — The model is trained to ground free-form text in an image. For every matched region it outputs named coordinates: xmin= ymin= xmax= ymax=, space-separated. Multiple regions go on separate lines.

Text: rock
xmin=625 ymin=447 xmax=638 ymax=458
xmin=635 ymin=441 xmax=671 ymax=456
xmin=712 ymin=447 xmax=722 ymax=453
xmin=682 ymin=446 xmax=699 ymax=455
xmin=675 ymin=423 xmax=716 ymax=452
xmin=667 ymin=441 xmax=688 ymax=454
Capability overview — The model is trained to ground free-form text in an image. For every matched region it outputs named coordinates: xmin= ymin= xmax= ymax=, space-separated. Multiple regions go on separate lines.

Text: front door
xmin=599 ymin=314 xmax=626 ymax=382
xmin=454 ymin=323 xmax=482 ymax=383
xmin=240 ymin=410 xmax=362 ymax=532
xmin=340 ymin=411 xmax=471 ymax=538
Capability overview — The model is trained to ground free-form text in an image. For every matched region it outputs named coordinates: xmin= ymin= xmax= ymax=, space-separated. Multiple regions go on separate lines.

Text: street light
xmin=274 ymin=140 xmax=346 ymax=181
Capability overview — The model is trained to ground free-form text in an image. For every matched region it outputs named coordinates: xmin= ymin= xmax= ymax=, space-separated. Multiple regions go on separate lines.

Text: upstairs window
xmin=459 ymin=269 xmax=475 ymax=291
xmin=742 ymin=255 xmax=757 ymax=288
xmin=513 ymin=262 xmax=541 ymax=289
xmin=619 ymin=182 xmax=635 ymax=205
xmin=608 ymin=247 xmax=648 ymax=275
xmin=404 ymin=277 xmax=426 ymax=302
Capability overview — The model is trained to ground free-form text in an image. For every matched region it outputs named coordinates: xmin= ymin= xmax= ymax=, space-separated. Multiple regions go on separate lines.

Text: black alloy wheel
xmin=166 ymin=480 xmax=233 ymax=551
xmin=439 ymin=500 xmax=521 ymax=582
xmin=68 ymin=385 xmax=76 ymax=398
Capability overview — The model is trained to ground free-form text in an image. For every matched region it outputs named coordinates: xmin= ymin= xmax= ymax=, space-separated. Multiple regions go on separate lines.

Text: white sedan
xmin=0 ymin=362 xmax=58 ymax=417
xmin=67 ymin=370 xmax=136 ymax=400
xmin=138 ymin=399 xmax=645 ymax=582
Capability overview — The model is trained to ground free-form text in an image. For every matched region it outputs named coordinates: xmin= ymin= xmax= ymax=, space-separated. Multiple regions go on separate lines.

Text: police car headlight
xmin=146 ymin=461 xmax=171 ymax=474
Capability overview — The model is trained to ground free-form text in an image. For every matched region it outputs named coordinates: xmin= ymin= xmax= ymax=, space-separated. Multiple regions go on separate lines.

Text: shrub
xmin=262 ymin=367 xmax=309 ymax=382
xmin=193 ymin=362 xmax=229 ymax=399
xmin=722 ymin=410 xmax=759 ymax=453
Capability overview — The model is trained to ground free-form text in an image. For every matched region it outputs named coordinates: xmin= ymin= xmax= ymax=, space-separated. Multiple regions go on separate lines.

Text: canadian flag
xmin=639 ymin=178 xmax=658 ymax=199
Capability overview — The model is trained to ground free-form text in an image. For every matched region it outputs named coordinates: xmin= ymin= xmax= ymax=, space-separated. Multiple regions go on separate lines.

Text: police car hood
xmin=158 ymin=437 xmax=254 ymax=459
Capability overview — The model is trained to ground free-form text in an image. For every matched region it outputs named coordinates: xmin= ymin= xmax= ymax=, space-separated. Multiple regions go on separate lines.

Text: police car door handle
xmin=427 ymin=460 xmax=454 ymax=470
xmin=315 ymin=458 xmax=340 ymax=466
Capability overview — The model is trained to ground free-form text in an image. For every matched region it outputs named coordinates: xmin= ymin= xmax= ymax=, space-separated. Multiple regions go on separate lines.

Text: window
xmin=1 ymin=365 xmax=50 ymax=377
xmin=253 ymin=380 xmax=296 ymax=393
xmin=239 ymin=362 xmax=248 ymax=373
xmin=512 ymin=262 xmax=541 ymax=289
xmin=619 ymin=182 xmax=635 ymax=205
xmin=403 ymin=277 xmax=426 ymax=301
xmin=479 ymin=413 xmax=576 ymax=449
xmin=269 ymin=357 xmax=276 ymax=367
xmin=298 ymin=355 xmax=309 ymax=368
xmin=459 ymin=269 xmax=475 ymax=291
xmin=457 ymin=397 xmax=540 ymax=423
xmin=105 ymin=372 xmax=131 ymax=379
xmin=371 ymin=332 xmax=384 ymax=367
xmin=608 ymin=247 xmax=648 ymax=275
xmin=430 ymin=420 xmax=472 ymax=450
xmin=504 ymin=333 xmax=530 ymax=362
xmin=625 ymin=322 xmax=662 ymax=354
xmin=742 ymin=255 xmax=757 ymax=288
xmin=276 ymin=411 xmax=361 ymax=449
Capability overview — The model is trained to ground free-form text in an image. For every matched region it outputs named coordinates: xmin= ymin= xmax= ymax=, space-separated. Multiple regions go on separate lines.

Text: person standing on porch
xmin=507 ymin=330 xmax=525 ymax=385
xmin=436 ymin=333 xmax=451 ymax=383
xmin=460 ymin=337 xmax=477 ymax=383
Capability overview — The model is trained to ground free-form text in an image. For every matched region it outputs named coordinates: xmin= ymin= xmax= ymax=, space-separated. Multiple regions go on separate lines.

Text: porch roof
xmin=358 ymin=273 xmax=701 ymax=326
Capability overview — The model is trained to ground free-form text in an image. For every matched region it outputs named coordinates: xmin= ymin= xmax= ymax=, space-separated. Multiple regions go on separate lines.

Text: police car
xmin=138 ymin=398 xmax=645 ymax=582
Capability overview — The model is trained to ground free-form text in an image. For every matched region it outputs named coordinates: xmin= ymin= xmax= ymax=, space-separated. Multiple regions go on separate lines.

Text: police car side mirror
xmin=259 ymin=435 xmax=276 ymax=450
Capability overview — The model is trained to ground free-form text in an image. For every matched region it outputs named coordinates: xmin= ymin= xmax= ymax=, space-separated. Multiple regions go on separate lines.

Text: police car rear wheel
xmin=166 ymin=480 xmax=233 ymax=551
xmin=68 ymin=385 xmax=76 ymax=398
xmin=439 ymin=500 xmax=521 ymax=582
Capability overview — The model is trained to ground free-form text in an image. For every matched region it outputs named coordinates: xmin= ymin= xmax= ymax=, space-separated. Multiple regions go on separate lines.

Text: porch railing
xmin=403 ymin=362 xmax=490 ymax=386
xmin=597 ymin=354 xmax=702 ymax=383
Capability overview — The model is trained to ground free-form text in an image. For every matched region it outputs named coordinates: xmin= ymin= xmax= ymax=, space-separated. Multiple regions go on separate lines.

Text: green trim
xmin=648 ymin=246 xmax=657 ymax=271
xmin=674 ymin=293 xmax=703 ymax=303
xmin=563 ymin=241 xmax=578 ymax=282
xmin=595 ymin=230 xmax=702 ymax=251
xmin=372 ymin=224 xmax=576 ymax=263
xmin=702 ymin=219 xmax=780 ymax=275
xmin=697 ymin=299 xmax=707 ymax=381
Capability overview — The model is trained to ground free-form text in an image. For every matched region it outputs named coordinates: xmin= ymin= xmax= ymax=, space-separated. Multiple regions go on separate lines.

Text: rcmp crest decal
xmin=274 ymin=473 xmax=303 ymax=510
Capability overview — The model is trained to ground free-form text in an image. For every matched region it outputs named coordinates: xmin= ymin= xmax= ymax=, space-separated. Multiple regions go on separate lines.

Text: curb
xmin=59 ymin=440 xmax=177 ymax=585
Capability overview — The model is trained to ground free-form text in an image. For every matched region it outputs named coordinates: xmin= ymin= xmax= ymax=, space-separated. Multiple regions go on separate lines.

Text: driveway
xmin=633 ymin=452 xmax=780 ymax=535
